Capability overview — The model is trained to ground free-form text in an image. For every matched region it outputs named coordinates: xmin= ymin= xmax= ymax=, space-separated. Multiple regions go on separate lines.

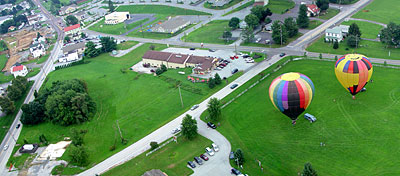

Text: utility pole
xmin=234 ymin=43 xmax=237 ymax=54
xmin=116 ymin=120 xmax=124 ymax=142
xmin=178 ymin=85 xmax=184 ymax=108
xmin=280 ymin=23 xmax=283 ymax=46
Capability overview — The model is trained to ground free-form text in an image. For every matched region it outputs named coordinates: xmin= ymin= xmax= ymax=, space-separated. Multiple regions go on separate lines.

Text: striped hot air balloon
xmin=269 ymin=72 xmax=315 ymax=121
xmin=335 ymin=54 xmax=373 ymax=96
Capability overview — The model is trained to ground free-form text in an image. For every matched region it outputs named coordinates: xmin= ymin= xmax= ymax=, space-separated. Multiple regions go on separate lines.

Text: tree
xmin=316 ymin=0 xmax=329 ymax=11
xmin=349 ymin=23 xmax=362 ymax=37
xmin=21 ymin=101 xmax=45 ymax=125
xmin=264 ymin=17 xmax=272 ymax=24
xmin=80 ymin=32 xmax=86 ymax=39
xmin=84 ymin=41 xmax=99 ymax=58
xmin=347 ymin=35 xmax=360 ymax=48
xmin=64 ymin=36 xmax=70 ymax=43
xmin=208 ymin=77 xmax=216 ymax=89
xmin=228 ymin=17 xmax=240 ymax=29
xmin=234 ymin=148 xmax=245 ymax=165
xmin=155 ymin=68 xmax=163 ymax=75
xmin=71 ymin=128 xmax=85 ymax=146
xmin=250 ymin=5 xmax=264 ymax=22
xmin=0 ymin=97 xmax=15 ymax=114
xmin=100 ymin=36 xmax=117 ymax=53
xmin=69 ymin=145 xmax=88 ymax=166
xmin=319 ymin=53 xmax=323 ymax=59
xmin=150 ymin=141 xmax=159 ymax=150
xmin=214 ymin=73 xmax=222 ymax=85
xmin=207 ymin=98 xmax=221 ymax=121
xmin=181 ymin=114 xmax=197 ymax=140
xmin=222 ymin=31 xmax=232 ymax=44
xmin=65 ymin=15 xmax=78 ymax=26
xmin=149 ymin=45 xmax=155 ymax=50
xmin=301 ymin=162 xmax=318 ymax=176
xmin=264 ymin=8 xmax=272 ymax=17
xmin=297 ymin=4 xmax=309 ymax=28
xmin=244 ymin=14 xmax=259 ymax=29
xmin=272 ymin=21 xmax=288 ymax=45
xmin=380 ymin=22 xmax=400 ymax=47
xmin=333 ymin=40 xmax=339 ymax=49
xmin=36 ymin=32 xmax=42 ymax=39
xmin=284 ymin=17 xmax=298 ymax=38
xmin=7 ymin=77 xmax=28 ymax=101
xmin=108 ymin=0 xmax=115 ymax=12
xmin=161 ymin=64 xmax=167 ymax=72
xmin=241 ymin=26 xmax=254 ymax=43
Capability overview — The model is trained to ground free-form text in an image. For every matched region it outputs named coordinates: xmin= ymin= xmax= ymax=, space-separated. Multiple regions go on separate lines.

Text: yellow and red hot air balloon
xmin=269 ymin=72 xmax=315 ymax=122
xmin=334 ymin=54 xmax=373 ymax=96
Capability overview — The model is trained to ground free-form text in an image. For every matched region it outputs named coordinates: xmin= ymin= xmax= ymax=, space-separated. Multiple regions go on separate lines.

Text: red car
xmin=230 ymin=56 xmax=235 ymax=60
xmin=234 ymin=55 xmax=239 ymax=59
xmin=200 ymin=154 xmax=209 ymax=161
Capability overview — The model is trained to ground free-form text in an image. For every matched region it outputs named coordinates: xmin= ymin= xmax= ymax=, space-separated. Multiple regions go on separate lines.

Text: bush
xmin=150 ymin=141 xmax=159 ymax=150
xmin=109 ymin=144 xmax=116 ymax=151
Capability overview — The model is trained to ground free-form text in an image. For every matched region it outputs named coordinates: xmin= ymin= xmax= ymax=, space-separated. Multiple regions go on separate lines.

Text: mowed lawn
xmin=223 ymin=0 xmax=254 ymax=16
xmin=116 ymin=41 xmax=139 ymax=50
xmin=104 ymin=136 xmax=212 ymax=176
xmin=318 ymin=8 xmax=340 ymax=20
xmin=210 ymin=59 xmax=400 ymax=175
xmin=116 ymin=5 xmax=211 ymax=16
xmin=352 ymin=0 xmax=400 ymax=24
xmin=15 ymin=44 xmax=239 ymax=174
xmin=265 ymin=0 xmax=295 ymax=14
xmin=185 ymin=20 xmax=235 ymax=44
xmin=341 ymin=20 xmax=384 ymax=39
xmin=306 ymin=37 xmax=400 ymax=60
xmin=88 ymin=18 xmax=148 ymax=35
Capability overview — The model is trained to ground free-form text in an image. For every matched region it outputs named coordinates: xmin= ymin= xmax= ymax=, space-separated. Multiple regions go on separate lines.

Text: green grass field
xmin=26 ymin=68 xmax=40 ymax=78
xmin=104 ymin=136 xmax=212 ymax=176
xmin=204 ymin=0 xmax=243 ymax=10
xmin=266 ymin=0 xmax=295 ymax=14
xmin=116 ymin=41 xmax=139 ymax=50
xmin=89 ymin=19 xmax=148 ymax=35
xmin=14 ymin=44 xmax=241 ymax=175
xmin=341 ymin=20 xmax=383 ymax=39
xmin=0 ymin=55 xmax=13 ymax=83
xmin=185 ymin=20 xmax=235 ymax=45
xmin=0 ymin=54 xmax=7 ymax=70
xmin=352 ymin=0 xmax=400 ymax=24
xmin=306 ymin=37 xmax=400 ymax=60
xmin=203 ymin=58 xmax=400 ymax=175
xmin=318 ymin=8 xmax=340 ymax=20
xmin=223 ymin=0 xmax=254 ymax=16
xmin=116 ymin=5 xmax=211 ymax=16
xmin=307 ymin=20 xmax=323 ymax=30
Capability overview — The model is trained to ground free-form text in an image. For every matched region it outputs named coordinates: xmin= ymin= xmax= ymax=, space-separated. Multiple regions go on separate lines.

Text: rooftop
xmin=151 ymin=16 xmax=189 ymax=33
xmin=168 ymin=53 xmax=189 ymax=64
xmin=12 ymin=65 xmax=25 ymax=72
xmin=64 ymin=24 xmax=81 ymax=32
xmin=62 ymin=42 xmax=86 ymax=53
xmin=143 ymin=50 xmax=172 ymax=61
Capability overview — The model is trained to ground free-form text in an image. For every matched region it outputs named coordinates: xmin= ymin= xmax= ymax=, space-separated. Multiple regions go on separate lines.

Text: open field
xmin=352 ymin=0 xmax=400 ymax=24
xmin=116 ymin=41 xmax=139 ymax=50
xmin=341 ymin=20 xmax=383 ymax=39
xmin=103 ymin=136 xmax=212 ymax=176
xmin=318 ymin=8 xmax=340 ymax=20
xmin=185 ymin=20 xmax=235 ymax=45
xmin=306 ymin=37 xmax=400 ymax=60
xmin=266 ymin=0 xmax=295 ymax=14
xmin=204 ymin=0 xmax=243 ymax=10
xmin=13 ymin=44 xmax=241 ymax=175
xmin=116 ymin=5 xmax=211 ymax=16
xmin=202 ymin=58 xmax=400 ymax=175
xmin=223 ymin=0 xmax=254 ymax=16
xmin=307 ymin=20 xmax=323 ymax=30
xmin=88 ymin=19 xmax=148 ymax=35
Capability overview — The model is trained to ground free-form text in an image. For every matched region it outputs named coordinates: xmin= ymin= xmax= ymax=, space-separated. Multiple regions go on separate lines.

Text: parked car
xmin=246 ymin=60 xmax=254 ymax=63
xmin=150 ymin=69 xmax=155 ymax=73
xmin=16 ymin=124 xmax=21 ymax=129
xmin=232 ymin=68 xmax=238 ymax=74
xmin=191 ymin=104 xmax=199 ymax=110
xmin=220 ymin=63 xmax=227 ymax=67
xmin=3 ymin=145 xmax=8 ymax=151
xmin=234 ymin=55 xmax=239 ymax=59
xmin=200 ymin=154 xmax=209 ymax=161
xmin=243 ymin=55 xmax=250 ymax=58
xmin=171 ymin=127 xmax=181 ymax=134
xmin=212 ymin=143 xmax=219 ymax=152
xmin=215 ymin=67 xmax=222 ymax=70
xmin=194 ymin=157 xmax=203 ymax=165
xmin=206 ymin=147 xmax=215 ymax=156
xmin=304 ymin=113 xmax=316 ymax=123
xmin=231 ymin=168 xmax=242 ymax=175
xmin=187 ymin=161 xmax=196 ymax=168
xmin=229 ymin=151 xmax=235 ymax=160
xmin=230 ymin=84 xmax=238 ymax=89
xmin=279 ymin=53 xmax=286 ymax=57
xmin=190 ymin=48 xmax=196 ymax=50
xmin=207 ymin=122 xmax=216 ymax=129
xmin=209 ymin=49 xmax=215 ymax=52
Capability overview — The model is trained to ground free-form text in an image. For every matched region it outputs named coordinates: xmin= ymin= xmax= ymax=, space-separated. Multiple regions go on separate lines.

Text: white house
xmin=325 ymin=25 xmax=350 ymax=42
xmin=59 ymin=52 xmax=79 ymax=63
xmin=10 ymin=65 xmax=28 ymax=77
xmin=151 ymin=16 xmax=190 ymax=33
xmin=30 ymin=43 xmax=46 ymax=58
xmin=64 ymin=24 xmax=82 ymax=36
xmin=105 ymin=12 xmax=130 ymax=25
xmin=306 ymin=4 xmax=320 ymax=17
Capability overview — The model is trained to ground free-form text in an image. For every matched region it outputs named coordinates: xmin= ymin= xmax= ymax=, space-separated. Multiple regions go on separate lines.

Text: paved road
xmin=347 ymin=17 xmax=387 ymax=27
xmin=114 ymin=43 xmax=144 ymax=57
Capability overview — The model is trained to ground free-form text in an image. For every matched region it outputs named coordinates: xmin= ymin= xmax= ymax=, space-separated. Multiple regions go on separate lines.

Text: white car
xmin=190 ymin=104 xmax=199 ymax=110
xmin=212 ymin=143 xmax=219 ymax=152
xmin=3 ymin=145 xmax=8 ymax=151
xmin=205 ymin=147 xmax=215 ymax=156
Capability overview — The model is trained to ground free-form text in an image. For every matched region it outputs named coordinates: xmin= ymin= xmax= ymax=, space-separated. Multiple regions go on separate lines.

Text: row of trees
xmin=328 ymin=0 xmax=356 ymax=4
xmin=0 ymin=5 xmax=23 ymax=16
xmin=69 ymin=128 xmax=89 ymax=166
xmin=0 ymin=14 xmax=28 ymax=34
xmin=20 ymin=79 xmax=96 ymax=126
xmin=84 ymin=37 xmax=117 ymax=58
xmin=0 ymin=76 xmax=29 ymax=115
xmin=245 ymin=6 xmax=273 ymax=29
xmin=379 ymin=22 xmax=400 ymax=48
xmin=208 ymin=73 xmax=222 ymax=89
xmin=271 ymin=17 xmax=299 ymax=45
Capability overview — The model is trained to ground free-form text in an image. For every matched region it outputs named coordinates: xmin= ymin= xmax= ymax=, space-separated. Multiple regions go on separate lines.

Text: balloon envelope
xmin=269 ymin=72 xmax=315 ymax=120
xmin=335 ymin=54 xmax=373 ymax=95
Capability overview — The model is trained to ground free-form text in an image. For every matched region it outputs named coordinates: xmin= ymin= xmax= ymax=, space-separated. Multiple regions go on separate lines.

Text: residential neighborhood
xmin=0 ymin=0 xmax=399 ymax=176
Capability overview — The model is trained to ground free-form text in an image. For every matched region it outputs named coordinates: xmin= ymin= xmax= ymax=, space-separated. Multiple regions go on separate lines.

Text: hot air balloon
xmin=269 ymin=72 xmax=315 ymax=122
xmin=334 ymin=54 xmax=373 ymax=97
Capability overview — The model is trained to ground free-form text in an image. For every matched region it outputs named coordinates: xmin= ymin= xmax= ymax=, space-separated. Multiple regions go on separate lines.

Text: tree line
xmin=0 ymin=14 xmax=28 ymax=33
xmin=84 ymin=36 xmax=117 ymax=58
xmin=0 ymin=76 xmax=29 ymax=115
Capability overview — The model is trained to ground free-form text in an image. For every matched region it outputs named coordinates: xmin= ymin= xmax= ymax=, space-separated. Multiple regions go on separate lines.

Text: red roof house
xmin=306 ymin=4 xmax=320 ymax=17
xmin=64 ymin=24 xmax=81 ymax=33
xmin=12 ymin=65 xmax=24 ymax=72
xmin=10 ymin=65 xmax=28 ymax=77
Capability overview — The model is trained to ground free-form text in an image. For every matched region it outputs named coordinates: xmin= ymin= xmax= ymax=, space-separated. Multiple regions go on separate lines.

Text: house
xmin=0 ymin=15 xmax=13 ymax=25
xmin=105 ymin=12 xmax=130 ymax=25
xmin=64 ymin=24 xmax=82 ymax=36
xmin=30 ymin=43 xmax=46 ymax=58
xmin=0 ymin=4 xmax=12 ymax=11
xmin=74 ymin=11 xmax=87 ymax=21
xmin=239 ymin=21 xmax=247 ymax=29
xmin=59 ymin=52 xmax=79 ymax=63
xmin=19 ymin=1 xmax=31 ymax=9
xmin=325 ymin=25 xmax=349 ymax=42
xmin=89 ymin=7 xmax=107 ymax=17
xmin=306 ymin=4 xmax=320 ymax=17
xmin=8 ymin=26 xmax=16 ymax=31
xmin=142 ymin=50 xmax=171 ymax=67
xmin=151 ymin=16 xmax=190 ymax=33
xmin=186 ymin=55 xmax=216 ymax=75
xmin=62 ymin=42 xmax=86 ymax=55
xmin=10 ymin=64 xmax=28 ymax=77
xmin=59 ymin=4 xmax=77 ymax=16
xmin=253 ymin=0 xmax=269 ymax=6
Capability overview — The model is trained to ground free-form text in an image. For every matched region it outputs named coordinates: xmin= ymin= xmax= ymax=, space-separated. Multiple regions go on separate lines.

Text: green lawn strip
xmin=89 ymin=18 xmax=149 ymax=35
xmin=203 ymin=58 xmax=400 ymax=175
xmin=0 ymin=73 xmax=13 ymax=84
xmin=266 ymin=0 xmax=295 ymax=14
xmin=26 ymin=68 xmax=41 ymax=78
xmin=241 ymin=33 xmax=302 ymax=48
xmin=116 ymin=41 xmax=139 ymax=50
xmin=8 ymin=152 xmax=36 ymax=170
xmin=223 ymin=0 xmax=254 ymax=16
xmin=352 ymin=0 xmax=400 ymax=24
xmin=15 ymin=43 xmax=242 ymax=175
xmin=116 ymin=5 xmax=211 ymax=15
xmin=241 ymin=51 xmax=266 ymax=62
xmin=307 ymin=20 xmax=323 ymax=30
xmin=204 ymin=0 xmax=243 ymax=10
xmin=103 ymin=136 xmax=212 ymax=176
xmin=0 ymin=82 xmax=33 ymax=142
xmin=0 ymin=54 xmax=7 ymax=70
xmin=317 ymin=8 xmax=340 ymax=20
xmin=306 ymin=36 xmax=400 ymax=60
xmin=341 ymin=20 xmax=383 ymax=39
xmin=185 ymin=20 xmax=235 ymax=45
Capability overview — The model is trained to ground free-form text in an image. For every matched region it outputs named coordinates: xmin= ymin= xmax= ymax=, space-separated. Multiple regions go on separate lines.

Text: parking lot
xmin=162 ymin=48 xmax=256 ymax=79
